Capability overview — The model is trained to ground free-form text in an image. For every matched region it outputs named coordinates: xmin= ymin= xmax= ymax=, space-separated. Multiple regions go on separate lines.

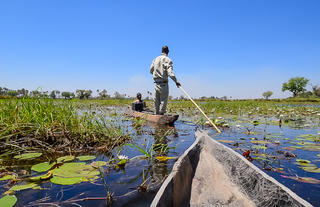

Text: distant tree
xmin=31 ymin=90 xmax=40 ymax=97
xmin=17 ymin=88 xmax=28 ymax=97
xmin=56 ymin=90 xmax=60 ymax=98
xmin=220 ymin=96 xmax=228 ymax=100
xmin=168 ymin=95 xmax=173 ymax=100
xmin=262 ymin=91 xmax=273 ymax=100
xmin=312 ymin=85 xmax=320 ymax=97
xmin=76 ymin=90 xmax=85 ymax=99
xmin=7 ymin=90 xmax=18 ymax=97
xmin=50 ymin=90 xmax=57 ymax=99
xmin=0 ymin=87 xmax=9 ymax=95
xmin=76 ymin=90 xmax=92 ymax=99
xmin=282 ymin=77 xmax=309 ymax=97
xmin=61 ymin=91 xmax=74 ymax=99
xmin=98 ymin=89 xmax=108 ymax=99
xmin=84 ymin=90 xmax=92 ymax=99
xmin=40 ymin=91 xmax=49 ymax=98
xmin=114 ymin=91 xmax=125 ymax=99
xmin=298 ymin=91 xmax=313 ymax=98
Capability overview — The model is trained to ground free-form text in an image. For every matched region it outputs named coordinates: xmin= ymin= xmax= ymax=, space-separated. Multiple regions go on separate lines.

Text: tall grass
xmin=0 ymin=97 xmax=130 ymax=153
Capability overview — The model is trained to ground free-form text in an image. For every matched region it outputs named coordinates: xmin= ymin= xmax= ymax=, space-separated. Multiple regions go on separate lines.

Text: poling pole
xmin=179 ymin=86 xmax=221 ymax=133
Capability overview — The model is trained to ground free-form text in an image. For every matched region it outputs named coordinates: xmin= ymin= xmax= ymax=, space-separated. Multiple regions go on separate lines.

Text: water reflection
xmin=151 ymin=125 xmax=170 ymax=184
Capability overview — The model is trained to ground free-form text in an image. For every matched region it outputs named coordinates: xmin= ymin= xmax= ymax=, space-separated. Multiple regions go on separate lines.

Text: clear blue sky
xmin=1 ymin=0 xmax=319 ymax=98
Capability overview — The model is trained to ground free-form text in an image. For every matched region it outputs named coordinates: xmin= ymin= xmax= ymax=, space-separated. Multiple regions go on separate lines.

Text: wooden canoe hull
xmin=151 ymin=130 xmax=312 ymax=207
xmin=129 ymin=109 xmax=179 ymax=125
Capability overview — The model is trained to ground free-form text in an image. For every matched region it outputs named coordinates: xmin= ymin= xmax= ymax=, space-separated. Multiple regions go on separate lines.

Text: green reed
xmin=0 ymin=97 xmax=130 ymax=153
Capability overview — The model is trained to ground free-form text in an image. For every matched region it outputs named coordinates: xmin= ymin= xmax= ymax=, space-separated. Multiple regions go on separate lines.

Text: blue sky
xmin=1 ymin=0 xmax=319 ymax=99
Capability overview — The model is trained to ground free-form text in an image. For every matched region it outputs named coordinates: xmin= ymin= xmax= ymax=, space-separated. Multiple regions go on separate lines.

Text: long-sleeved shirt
xmin=150 ymin=53 xmax=177 ymax=83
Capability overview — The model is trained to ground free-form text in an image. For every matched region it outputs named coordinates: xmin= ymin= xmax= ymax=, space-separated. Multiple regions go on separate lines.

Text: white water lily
xmin=317 ymin=113 xmax=320 ymax=116
xmin=235 ymin=125 xmax=241 ymax=128
xmin=118 ymin=155 xmax=128 ymax=160
xmin=279 ymin=114 xmax=284 ymax=118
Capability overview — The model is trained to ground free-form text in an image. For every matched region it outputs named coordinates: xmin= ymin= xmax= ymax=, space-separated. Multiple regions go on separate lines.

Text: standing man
xmin=150 ymin=46 xmax=181 ymax=115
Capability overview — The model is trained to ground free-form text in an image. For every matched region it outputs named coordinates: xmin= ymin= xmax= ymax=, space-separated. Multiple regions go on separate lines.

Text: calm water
xmin=1 ymin=109 xmax=320 ymax=206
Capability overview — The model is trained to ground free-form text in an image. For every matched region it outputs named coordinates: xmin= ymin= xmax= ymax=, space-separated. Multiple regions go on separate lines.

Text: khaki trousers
xmin=154 ymin=82 xmax=168 ymax=114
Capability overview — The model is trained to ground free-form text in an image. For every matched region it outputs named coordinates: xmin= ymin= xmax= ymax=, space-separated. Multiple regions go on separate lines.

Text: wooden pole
xmin=179 ymin=86 xmax=221 ymax=133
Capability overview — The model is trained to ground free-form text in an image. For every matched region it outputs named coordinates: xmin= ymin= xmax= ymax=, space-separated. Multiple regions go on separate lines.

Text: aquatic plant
xmin=127 ymin=143 xmax=153 ymax=159
xmin=0 ymin=97 xmax=131 ymax=154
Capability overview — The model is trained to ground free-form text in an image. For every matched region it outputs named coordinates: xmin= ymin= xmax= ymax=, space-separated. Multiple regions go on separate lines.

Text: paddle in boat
xmin=151 ymin=130 xmax=312 ymax=207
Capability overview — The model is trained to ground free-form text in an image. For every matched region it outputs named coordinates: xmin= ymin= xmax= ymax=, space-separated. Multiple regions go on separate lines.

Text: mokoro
xmin=127 ymin=108 xmax=179 ymax=125
xmin=151 ymin=130 xmax=313 ymax=207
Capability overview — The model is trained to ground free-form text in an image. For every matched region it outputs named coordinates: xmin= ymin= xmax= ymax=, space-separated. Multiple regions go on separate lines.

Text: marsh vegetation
xmin=0 ymin=97 xmax=320 ymax=206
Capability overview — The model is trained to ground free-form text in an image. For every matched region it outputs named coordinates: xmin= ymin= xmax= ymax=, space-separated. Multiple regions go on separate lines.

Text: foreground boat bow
xmin=151 ymin=130 xmax=312 ymax=207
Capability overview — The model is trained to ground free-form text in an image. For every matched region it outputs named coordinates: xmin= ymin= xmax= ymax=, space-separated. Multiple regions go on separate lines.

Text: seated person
xmin=132 ymin=93 xmax=146 ymax=111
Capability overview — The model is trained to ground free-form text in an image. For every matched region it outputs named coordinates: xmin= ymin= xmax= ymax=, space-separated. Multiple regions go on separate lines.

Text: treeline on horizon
xmin=1 ymin=77 xmax=320 ymax=101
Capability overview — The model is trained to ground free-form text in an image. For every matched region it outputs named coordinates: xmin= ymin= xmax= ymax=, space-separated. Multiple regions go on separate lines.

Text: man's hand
xmin=176 ymin=82 xmax=181 ymax=88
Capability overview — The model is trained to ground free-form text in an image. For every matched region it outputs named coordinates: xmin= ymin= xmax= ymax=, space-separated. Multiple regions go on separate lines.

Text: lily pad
xmin=51 ymin=162 xmax=99 ymax=178
xmin=301 ymin=166 xmax=320 ymax=173
xmin=91 ymin=161 xmax=108 ymax=168
xmin=252 ymin=145 xmax=267 ymax=150
xmin=297 ymin=134 xmax=318 ymax=141
xmin=0 ymin=175 xmax=15 ymax=181
xmin=155 ymin=156 xmax=178 ymax=162
xmin=254 ymin=157 xmax=269 ymax=161
xmin=31 ymin=162 xmax=56 ymax=172
xmin=9 ymin=183 xmax=38 ymax=191
xmin=29 ymin=171 xmax=53 ymax=182
xmin=296 ymin=159 xmax=311 ymax=164
xmin=50 ymin=176 xmax=82 ymax=185
xmin=251 ymin=140 xmax=270 ymax=144
xmin=0 ymin=195 xmax=17 ymax=207
xmin=252 ymin=153 xmax=266 ymax=157
xmin=57 ymin=155 xmax=75 ymax=163
xmin=294 ymin=138 xmax=305 ymax=141
xmin=295 ymin=162 xmax=316 ymax=167
xmin=14 ymin=152 xmax=42 ymax=160
xmin=116 ymin=159 xmax=127 ymax=167
xmin=77 ymin=155 xmax=96 ymax=161
xmin=252 ymin=120 xmax=259 ymax=126
xmin=217 ymin=140 xmax=234 ymax=143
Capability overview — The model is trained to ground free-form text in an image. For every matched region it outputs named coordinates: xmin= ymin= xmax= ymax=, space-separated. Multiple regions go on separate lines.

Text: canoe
xmin=127 ymin=108 xmax=179 ymax=125
xmin=151 ymin=130 xmax=312 ymax=207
